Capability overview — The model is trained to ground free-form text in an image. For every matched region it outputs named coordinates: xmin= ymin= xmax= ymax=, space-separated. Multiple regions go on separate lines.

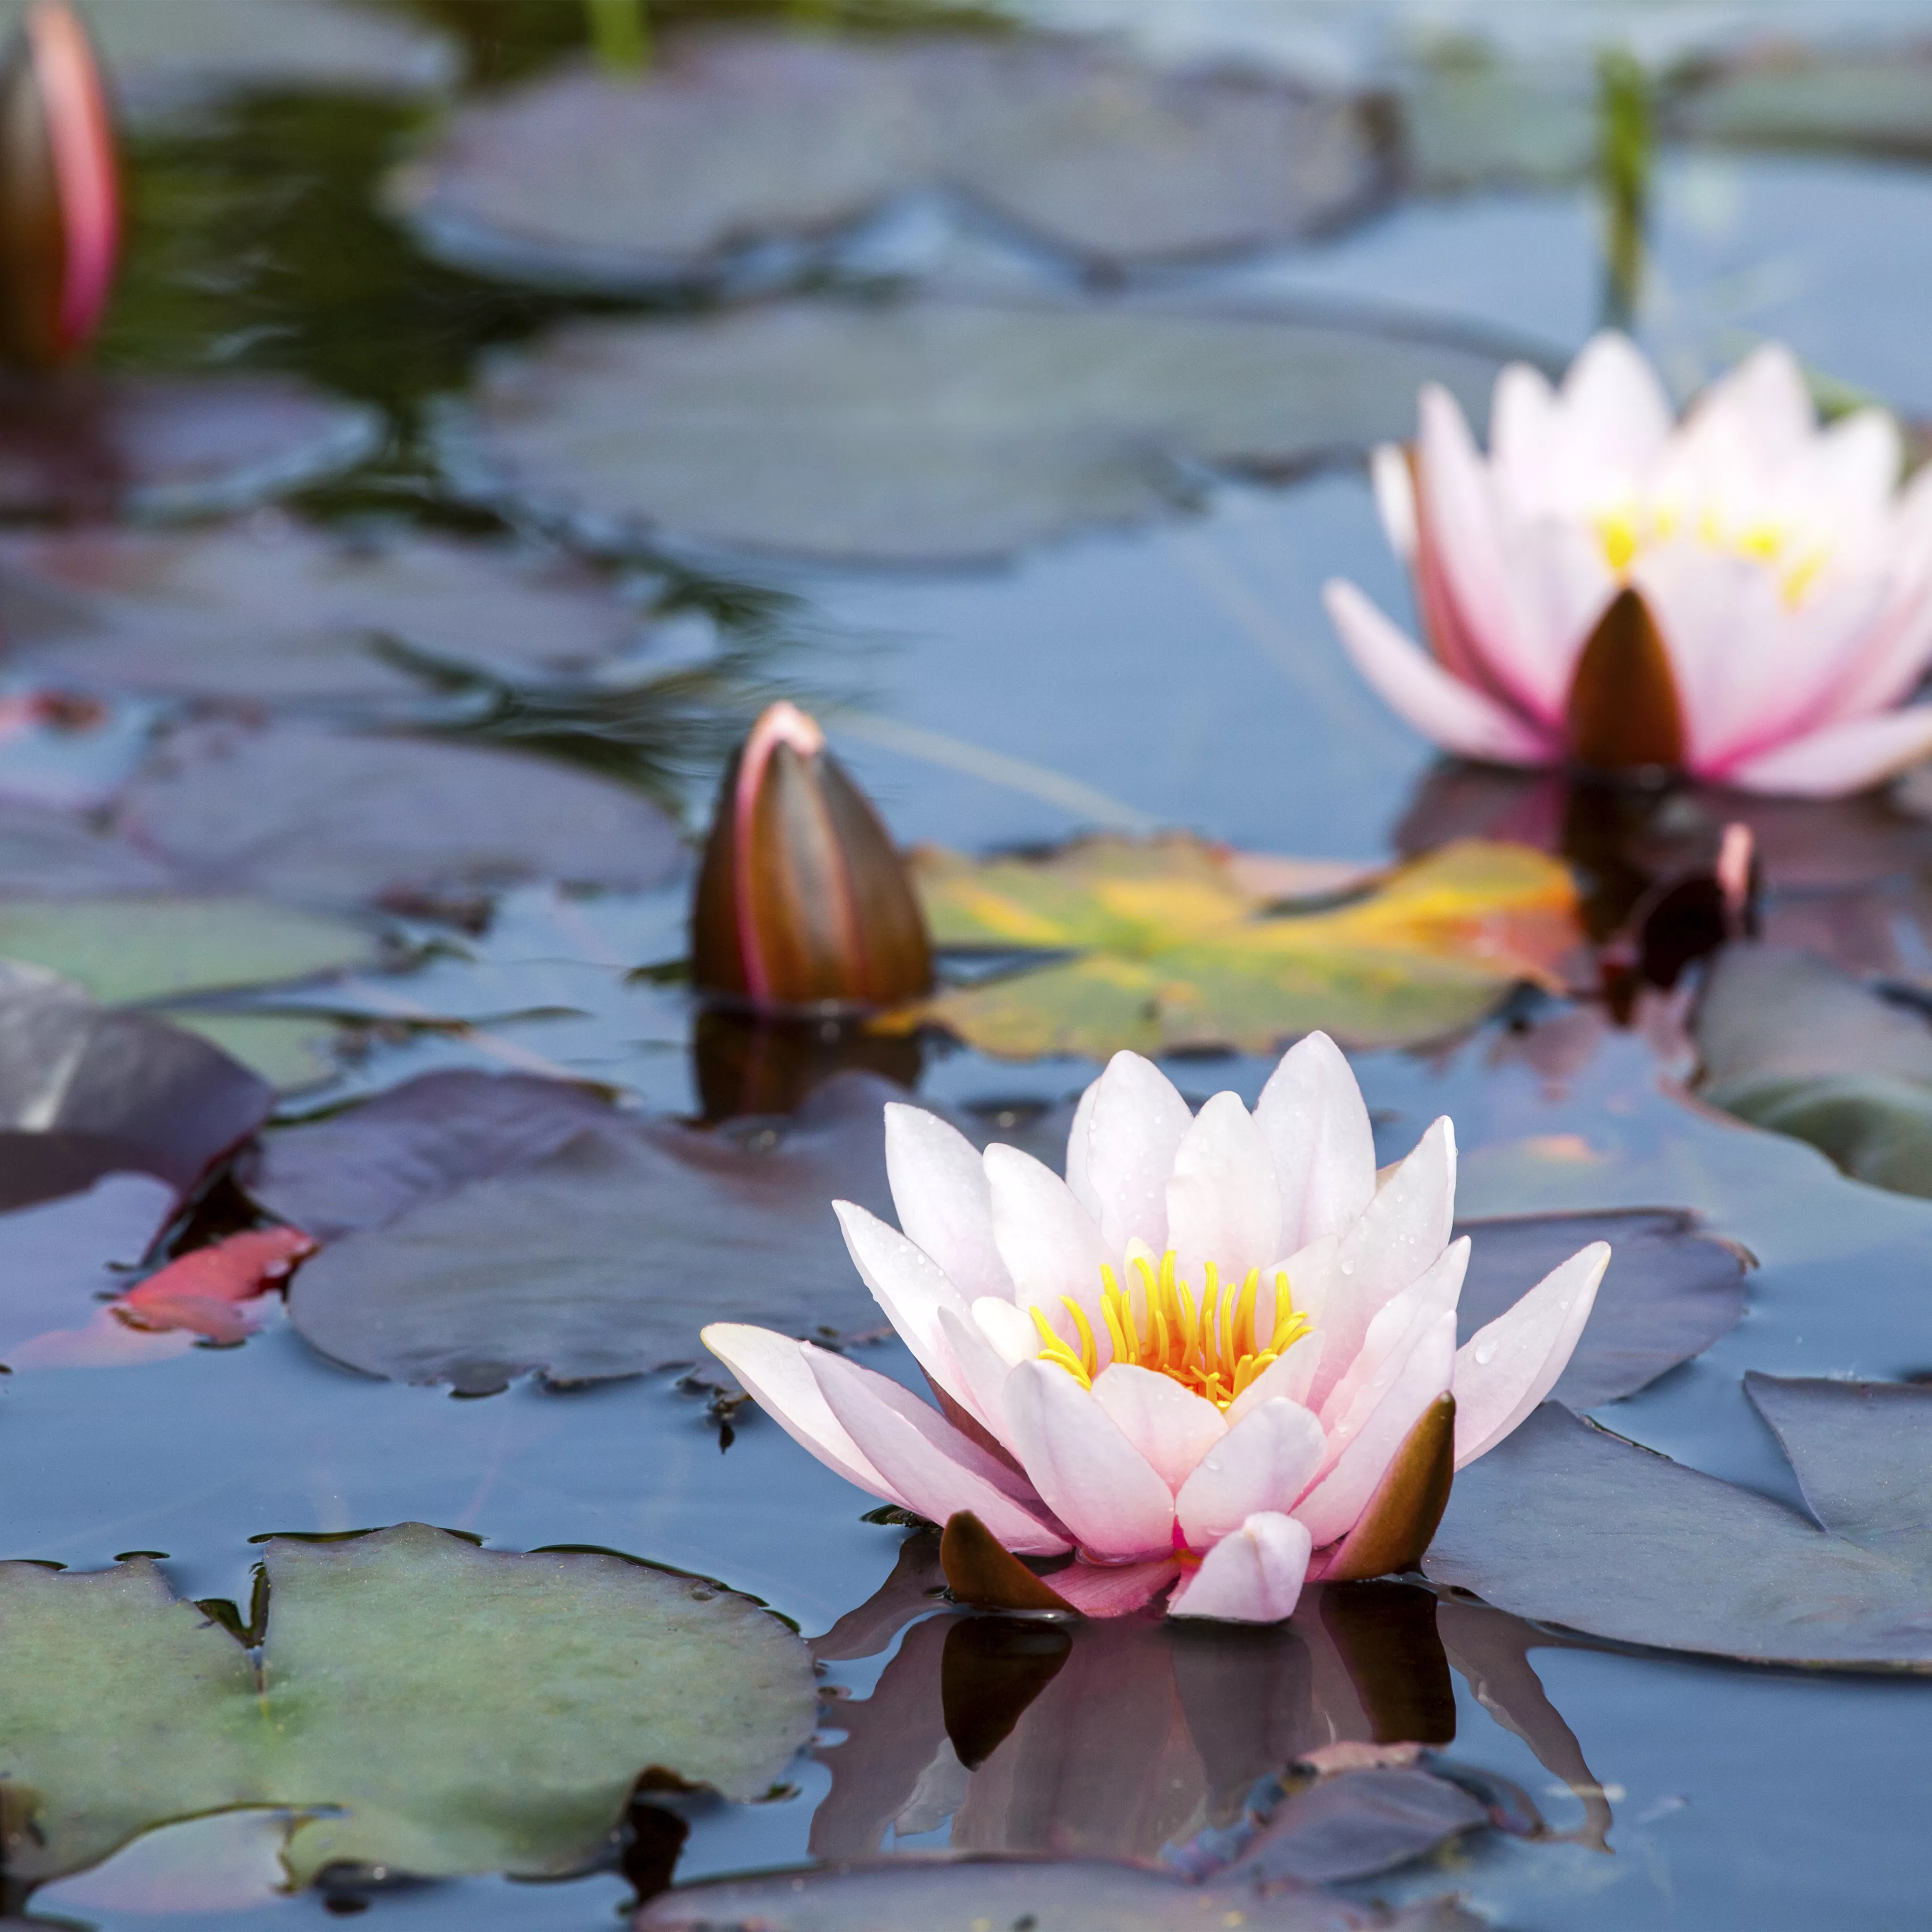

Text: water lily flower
xmin=0 ymin=0 xmax=119 ymax=368
xmin=1324 ymin=333 xmax=1932 ymax=798
xmin=692 ymin=700 xmax=934 ymax=1010
xmin=704 ymin=1035 xmax=1607 ymax=1624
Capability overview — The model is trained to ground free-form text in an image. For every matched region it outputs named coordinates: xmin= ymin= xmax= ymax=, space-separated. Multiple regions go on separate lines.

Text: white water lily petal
xmin=1090 ymin=1362 xmax=1227 ymax=1492
xmin=1166 ymin=1090 xmax=1282 ymax=1289
xmin=1175 ymin=1395 xmax=1326 ymax=1549
xmin=972 ymin=1294 xmax=1039 ymax=1367
xmin=1255 ymin=1031 xmax=1377 ymax=1252
xmin=1003 ymin=1358 xmax=1176 ymax=1561
xmin=1084 ymin=1050 xmax=1193 ymax=1258
xmin=1370 ymin=441 xmax=1418 ymax=561
xmin=808 ymin=1348 xmax=1068 ymax=1554
xmin=1063 ymin=1076 xmax=1102 ymax=1223
xmin=1224 ymin=1330 xmax=1324 ymax=1425
xmin=834 ymin=1200 xmax=974 ymax=1400
xmin=883 ymin=1104 xmax=1013 ymax=1304
xmin=1167 ymin=1511 xmax=1312 ymax=1623
xmin=936 ymin=1304 xmax=1021 ymax=1449
xmin=1318 ymin=1236 xmax=1469 ymax=1441
xmin=1453 ymin=1240 xmax=1611 ymax=1468
xmin=984 ymin=1142 xmax=1111 ymax=1339
xmin=701 ymin=1323 xmax=908 ymax=1506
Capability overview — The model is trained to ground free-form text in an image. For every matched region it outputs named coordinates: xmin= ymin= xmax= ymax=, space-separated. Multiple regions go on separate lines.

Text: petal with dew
xmin=1224 ymin=1329 xmax=1324 ymax=1425
xmin=809 ymin=1348 xmax=1068 ymax=1554
xmin=1255 ymin=1031 xmax=1377 ymax=1253
xmin=984 ymin=1142 xmax=1111 ymax=1336
xmin=836 ymin=1200 xmax=975 ymax=1392
xmin=1083 ymin=1050 xmax=1193 ymax=1258
xmin=702 ymin=1323 xmax=908 ymax=1505
xmin=1063 ymin=1076 xmax=1102 ymax=1223
xmin=1323 ymin=579 xmax=1549 ymax=765
xmin=1003 ymin=1358 xmax=1176 ymax=1561
xmin=1295 ymin=1312 xmax=1457 ymax=1548
xmin=1175 ymin=1395 xmax=1326 ymax=1549
xmin=1090 ymin=1362 xmax=1227 ymax=1492
xmin=1167 ymin=1512 xmax=1312 ymax=1623
xmin=1453 ymin=1240 xmax=1610 ymax=1468
xmin=1166 ymin=1090 xmax=1282 ymax=1289
xmin=1722 ymin=707 xmax=1932 ymax=798
xmin=936 ymin=1304 xmax=1023 ymax=1449
xmin=1318 ymin=1236 xmax=1468 ymax=1444
xmin=884 ymin=1104 xmax=1013 ymax=1304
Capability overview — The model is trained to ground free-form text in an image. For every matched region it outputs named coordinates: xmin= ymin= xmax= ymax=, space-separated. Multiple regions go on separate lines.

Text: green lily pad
xmin=886 ymin=834 xmax=1580 ymax=1058
xmin=1695 ymin=943 xmax=1932 ymax=1199
xmin=434 ymin=295 xmax=1525 ymax=565
xmin=392 ymin=30 xmax=1385 ymax=289
xmin=159 ymin=1012 xmax=343 ymax=1094
xmin=1425 ymin=1394 xmax=1932 ymax=1668
xmin=0 ymin=1522 xmax=816 ymax=1889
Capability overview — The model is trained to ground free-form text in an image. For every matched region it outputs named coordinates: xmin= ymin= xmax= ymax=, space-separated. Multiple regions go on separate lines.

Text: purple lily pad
xmin=0 ymin=372 xmax=380 ymax=523
xmin=390 ymin=31 xmax=1386 ymax=290
xmin=114 ymin=720 xmax=685 ymax=912
xmin=1456 ymin=1208 xmax=1750 ymax=1408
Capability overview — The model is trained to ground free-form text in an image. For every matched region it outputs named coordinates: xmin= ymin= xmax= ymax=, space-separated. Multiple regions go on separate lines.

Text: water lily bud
xmin=0 ymin=0 xmax=118 ymax=369
xmin=692 ymin=700 xmax=934 ymax=1009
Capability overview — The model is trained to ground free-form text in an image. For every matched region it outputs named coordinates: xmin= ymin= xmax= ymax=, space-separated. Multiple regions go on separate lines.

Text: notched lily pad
xmin=1695 ymin=942 xmax=1932 ymax=1199
xmin=115 ymin=720 xmax=684 ymax=912
xmin=1456 ymin=1209 xmax=1749 ymax=1408
xmin=1426 ymin=1396 xmax=1932 ymax=1668
xmin=392 ymin=31 xmax=1386 ymax=289
xmin=0 ymin=1521 xmax=816 ymax=1889
xmin=0 ymin=522 xmax=652 ymax=705
xmin=0 ymin=373 xmax=380 ymax=523
xmin=285 ymin=1072 xmax=906 ymax=1392
xmin=434 ymin=295 xmax=1523 ymax=564
xmin=885 ymin=834 xmax=1579 ymax=1058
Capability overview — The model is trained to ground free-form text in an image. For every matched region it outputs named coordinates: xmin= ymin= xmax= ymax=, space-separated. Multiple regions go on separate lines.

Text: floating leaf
xmin=435 ymin=296 xmax=1523 ymax=565
xmin=285 ymin=1072 xmax=906 ymax=1392
xmin=638 ymin=1856 xmax=1479 ymax=1932
xmin=244 ymin=1069 xmax=627 ymax=1240
xmin=0 ymin=971 xmax=270 ymax=1197
xmin=392 ymin=31 xmax=1385 ymax=290
xmin=0 ymin=522 xmax=652 ymax=704
xmin=115 ymin=720 xmax=685 ymax=912
xmin=886 ymin=835 xmax=1579 ymax=1058
xmin=1425 ymin=1397 xmax=1932 ymax=1667
xmin=0 ymin=372 xmax=378 ymax=522
xmin=158 ymin=1012 xmax=342 ymax=1094
xmin=0 ymin=1521 xmax=816 ymax=1888
xmin=1457 ymin=1208 xmax=1749 ymax=1407
xmin=1695 ymin=943 xmax=1932 ymax=1199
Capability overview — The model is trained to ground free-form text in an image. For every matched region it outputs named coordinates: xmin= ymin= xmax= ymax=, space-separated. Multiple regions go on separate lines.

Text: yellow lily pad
xmin=887 ymin=835 xmax=1579 ymax=1058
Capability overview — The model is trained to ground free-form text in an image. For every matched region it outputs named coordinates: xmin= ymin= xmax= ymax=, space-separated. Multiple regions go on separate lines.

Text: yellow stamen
xmin=1060 ymin=1295 xmax=1098 ymax=1379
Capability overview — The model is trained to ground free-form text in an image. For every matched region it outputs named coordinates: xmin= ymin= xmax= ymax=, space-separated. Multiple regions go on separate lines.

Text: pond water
xmin=7 ymin=3 xmax=1932 ymax=1929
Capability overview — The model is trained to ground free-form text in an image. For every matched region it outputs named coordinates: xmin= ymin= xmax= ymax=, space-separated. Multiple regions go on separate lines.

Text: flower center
xmin=1591 ymin=499 xmax=1828 ymax=606
xmin=1029 ymin=1250 xmax=1312 ymax=1411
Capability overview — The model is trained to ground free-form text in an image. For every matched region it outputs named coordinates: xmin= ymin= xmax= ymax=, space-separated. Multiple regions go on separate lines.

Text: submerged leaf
xmin=285 ymin=1072 xmax=907 ymax=1392
xmin=116 ymin=720 xmax=684 ymax=912
xmin=393 ymin=31 xmax=1385 ymax=289
xmin=1426 ymin=1398 xmax=1932 ymax=1667
xmin=1456 ymin=1208 xmax=1749 ymax=1407
xmin=435 ymin=296 xmax=1523 ymax=565
xmin=0 ymin=1521 xmax=816 ymax=1888
xmin=889 ymin=835 xmax=1578 ymax=1057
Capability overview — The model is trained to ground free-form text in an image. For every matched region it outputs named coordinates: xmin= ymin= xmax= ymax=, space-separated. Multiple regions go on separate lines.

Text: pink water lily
xmin=704 ymin=1034 xmax=1607 ymax=1625
xmin=1324 ymin=333 xmax=1932 ymax=797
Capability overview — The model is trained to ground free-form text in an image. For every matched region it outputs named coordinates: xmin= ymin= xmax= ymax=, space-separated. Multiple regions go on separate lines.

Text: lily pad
xmin=1425 ymin=1397 xmax=1932 ymax=1668
xmin=391 ymin=31 xmax=1385 ymax=290
xmin=886 ymin=835 xmax=1579 ymax=1058
xmin=1457 ymin=1209 xmax=1749 ymax=1408
xmin=0 ymin=972 xmax=270 ymax=1195
xmin=434 ymin=296 xmax=1523 ymax=564
xmin=1694 ymin=943 xmax=1932 ymax=1199
xmin=637 ymin=1859 xmax=1477 ymax=1932
xmin=0 ymin=373 xmax=381 ymax=523
xmin=0 ymin=522 xmax=652 ymax=705
xmin=244 ymin=1069 xmax=627 ymax=1240
xmin=115 ymin=721 xmax=685 ymax=912
xmin=0 ymin=0 xmax=458 ymax=121
xmin=285 ymin=1072 xmax=905 ymax=1392
xmin=0 ymin=1521 xmax=816 ymax=1888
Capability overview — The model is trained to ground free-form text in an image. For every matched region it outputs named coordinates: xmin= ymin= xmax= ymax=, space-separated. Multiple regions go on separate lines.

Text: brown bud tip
xmin=0 ymin=1 xmax=118 ymax=369
xmin=691 ymin=700 xmax=935 ymax=1011
xmin=939 ymin=1511 xmax=1075 ymax=1613
xmin=1564 ymin=586 xmax=1685 ymax=773
xmin=1322 ymin=1392 xmax=1456 ymax=1583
